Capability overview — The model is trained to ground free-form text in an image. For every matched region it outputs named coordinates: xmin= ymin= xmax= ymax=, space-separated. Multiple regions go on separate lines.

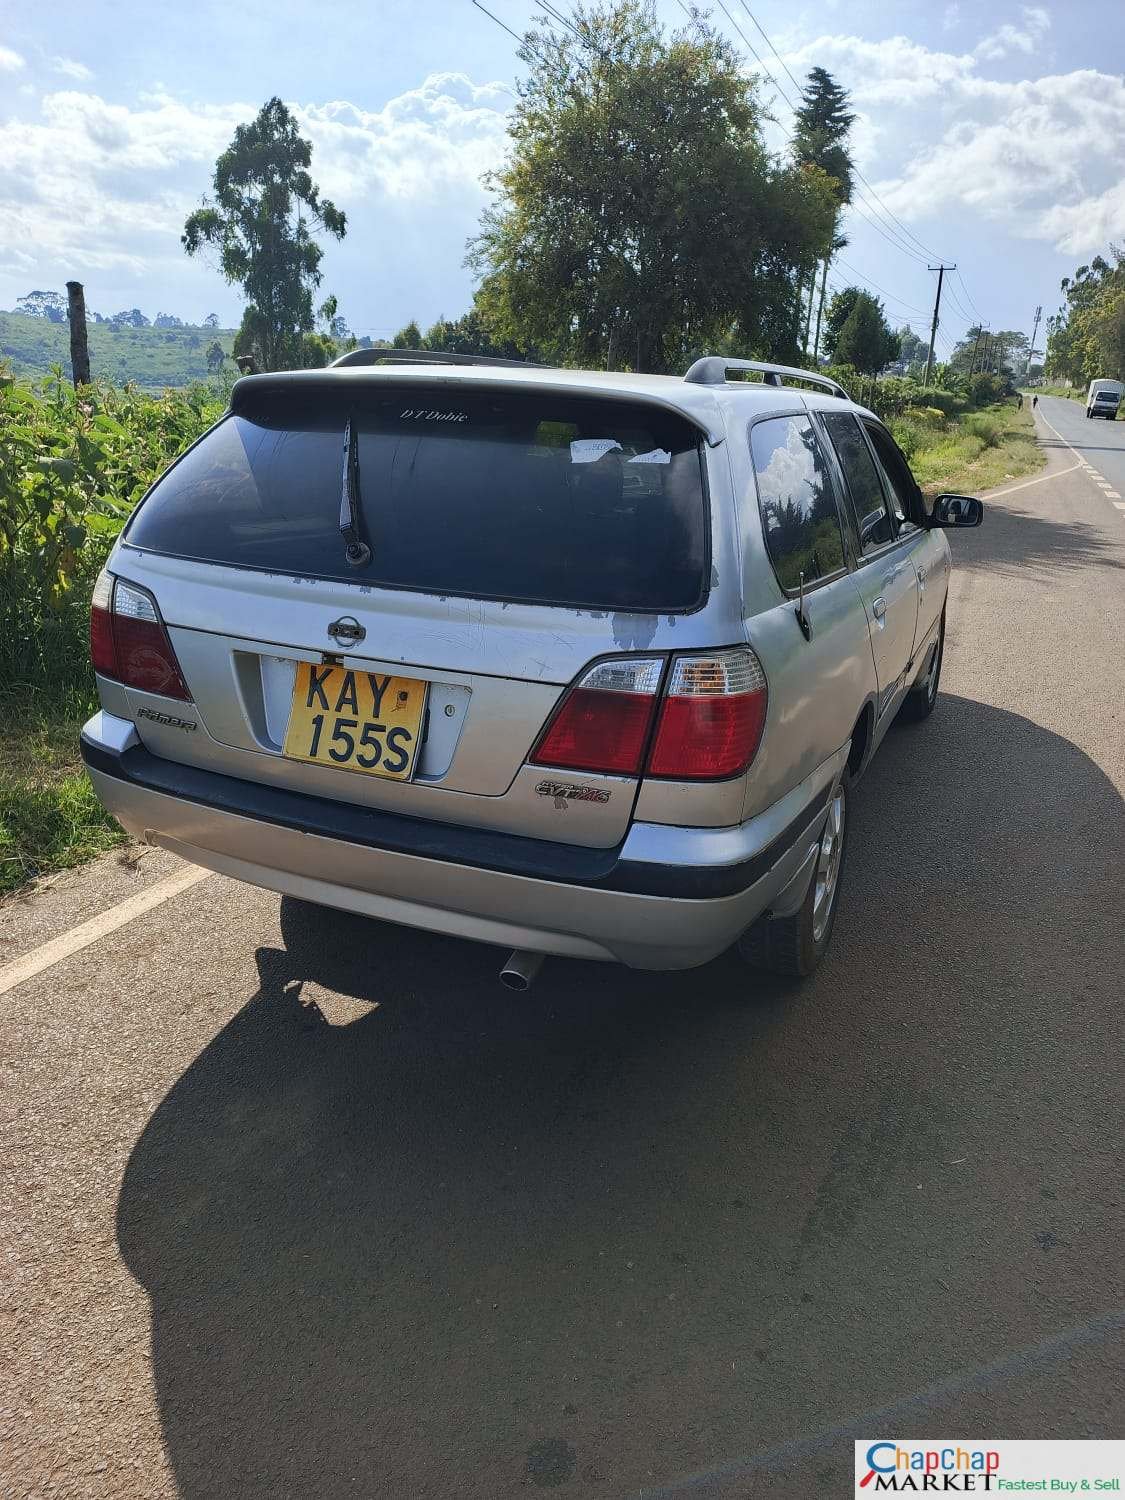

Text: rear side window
xmin=821 ymin=412 xmax=894 ymax=553
xmin=125 ymin=387 xmax=707 ymax=612
xmin=750 ymin=415 xmax=846 ymax=593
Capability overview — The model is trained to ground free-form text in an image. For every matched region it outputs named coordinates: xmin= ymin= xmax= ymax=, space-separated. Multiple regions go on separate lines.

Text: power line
xmin=736 ymin=0 xmax=951 ymax=267
xmin=710 ymin=0 xmax=795 ymax=108
xmin=954 ymin=268 xmax=985 ymax=325
xmin=846 ymin=186 xmax=930 ymax=265
xmin=469 ymin=0 xmax=525 ymax=48
xmin=834 ymin=257 xmax=928 ymax=316
xmin=690 ymin=0 xmax=960 ymax=289
xmin=850 ymin=167 xmax=944 ymax=264
xmin=737 ymin=0 xmax=803 ymax=95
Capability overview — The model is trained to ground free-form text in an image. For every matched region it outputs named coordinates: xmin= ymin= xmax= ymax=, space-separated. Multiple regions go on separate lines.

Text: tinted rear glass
xmin=125 ymin=386 xmax=707 ymax=611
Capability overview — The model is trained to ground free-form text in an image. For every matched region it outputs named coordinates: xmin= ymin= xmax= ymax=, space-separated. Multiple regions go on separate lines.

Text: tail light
xmin=647 ymin=651 xmax=767 ymax=779
xmin=531 ymin=658 xmax=663 ymax=775
xmin=530 ymin=648 xmax=767 ymax=781
xmin=89 ymin=570 xmax=191 ymax=701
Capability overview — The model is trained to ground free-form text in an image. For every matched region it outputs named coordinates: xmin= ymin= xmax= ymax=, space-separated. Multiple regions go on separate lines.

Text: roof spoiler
xmin=331 ymin=347 xmax=543 ymax=371
xmin=684 ymin=357 xmax=849 ymax=401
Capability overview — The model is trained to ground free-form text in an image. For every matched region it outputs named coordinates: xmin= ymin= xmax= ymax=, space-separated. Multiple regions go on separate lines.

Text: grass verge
xmin=0 ymin=697 xmax=125 ymax=897
xmin=894 ymin=400 xmax=1044 ymax=498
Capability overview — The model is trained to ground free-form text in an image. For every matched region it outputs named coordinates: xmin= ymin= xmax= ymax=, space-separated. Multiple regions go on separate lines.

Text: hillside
xmin=0 ymin=312 xmax=237 ymax=388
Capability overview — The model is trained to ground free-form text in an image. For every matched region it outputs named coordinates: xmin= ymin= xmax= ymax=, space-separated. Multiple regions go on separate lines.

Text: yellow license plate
xmin=283 ymin=662 xmax=428 ymax=781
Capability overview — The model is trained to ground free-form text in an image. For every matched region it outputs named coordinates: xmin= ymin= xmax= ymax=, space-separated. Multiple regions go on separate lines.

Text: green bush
xmin=918 ymin=389 xmax=965 ymax=418
xmin=962 ymin=412 xmax=1002 ymax=448
xmin=887 ymin=416 xmax=923 ymax=458
xmin=969 ymin=372 xmax=1006 ymax=407
xmin=0 ymin=366 xmax=224 ymax=704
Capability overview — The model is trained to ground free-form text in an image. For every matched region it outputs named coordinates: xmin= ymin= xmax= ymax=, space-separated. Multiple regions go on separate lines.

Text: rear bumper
xmin=81 ymin=711 xmax=842 ymax=969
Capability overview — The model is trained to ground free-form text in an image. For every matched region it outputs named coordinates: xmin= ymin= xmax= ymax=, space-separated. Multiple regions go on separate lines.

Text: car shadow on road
xmin=949 ymin=497 xmax=1125 ymax=576
xmin=1036 ymin=438 xmax=1124 ymax=452
xmin=115 ymin=695 xmax=1125 ymax=1499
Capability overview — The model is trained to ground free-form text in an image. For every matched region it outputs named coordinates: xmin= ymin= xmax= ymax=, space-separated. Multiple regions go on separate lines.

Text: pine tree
xmin=792 ymin=68 xmax=855 ymax=357
xmin=834 ymin=293 xmax=900 ymax=375
xmin=792 ymin=68 xmax=855 ymax=206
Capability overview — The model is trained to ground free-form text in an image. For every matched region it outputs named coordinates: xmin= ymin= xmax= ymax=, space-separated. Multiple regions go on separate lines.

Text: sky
xmin=1 ymin=0 xmax=1122 ymax=360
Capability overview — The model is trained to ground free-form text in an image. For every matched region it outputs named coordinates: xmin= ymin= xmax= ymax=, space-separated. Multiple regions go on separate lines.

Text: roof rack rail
xmin=683 ymin=357 xmax=849 ymax=401
xmin=331 ymin=347 xmax=542 ymax=370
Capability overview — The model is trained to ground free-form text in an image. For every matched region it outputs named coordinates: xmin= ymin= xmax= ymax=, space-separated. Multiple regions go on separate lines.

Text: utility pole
xmin=968 ymin=325 xmax=985 ymax=376
xmin=924 ymin=263 xmax=956 ymax=388
xmin=1025 ymin=304 xmax=1042 ymax=378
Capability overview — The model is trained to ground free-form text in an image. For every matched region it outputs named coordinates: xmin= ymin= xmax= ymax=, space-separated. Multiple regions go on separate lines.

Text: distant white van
xmin=1086 ymin=379 xmax=1123 ymax=419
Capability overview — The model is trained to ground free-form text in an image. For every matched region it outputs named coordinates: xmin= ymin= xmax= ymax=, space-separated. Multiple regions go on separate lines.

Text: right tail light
xmin=531 ymin=647 xmax=766 ymax=781
xmin=89 ymin=570 xmax=191 ymax=701
xmin=647 ymin=651 xmax=767 ymax=779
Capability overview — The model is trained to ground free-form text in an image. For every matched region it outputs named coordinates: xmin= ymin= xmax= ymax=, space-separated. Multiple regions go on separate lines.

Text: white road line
xmin=985 ymin=460 xmax=1082 ymax=498
xmin=0 ymin=864 xmax=212 ymax=998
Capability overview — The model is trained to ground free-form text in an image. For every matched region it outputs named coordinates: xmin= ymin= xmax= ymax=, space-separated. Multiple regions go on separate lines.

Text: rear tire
xmin=899 ymin=610 xmax=944 ymax=724
xmin=739 ymin=768 xmax=850 ymax=979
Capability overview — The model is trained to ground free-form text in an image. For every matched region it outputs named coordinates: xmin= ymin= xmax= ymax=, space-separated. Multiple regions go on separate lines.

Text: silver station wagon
xmin=81 ymin=353 xmax=982 ymax=986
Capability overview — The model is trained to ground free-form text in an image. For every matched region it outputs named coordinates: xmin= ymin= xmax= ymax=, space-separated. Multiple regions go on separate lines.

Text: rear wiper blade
xmin=339 ymin=414 xmax=372 ymax=567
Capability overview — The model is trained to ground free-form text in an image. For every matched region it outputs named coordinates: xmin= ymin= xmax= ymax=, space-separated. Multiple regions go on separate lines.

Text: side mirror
xmin=930 ymin=494 xmax=983 ymax=528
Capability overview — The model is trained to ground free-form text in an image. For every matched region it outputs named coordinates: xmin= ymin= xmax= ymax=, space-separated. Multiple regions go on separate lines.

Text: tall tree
xmin=469 ymin=0 xmax=835 ymax=372
xmin=792 ymin=68 xmax=855 ymax=205
xmin=1046 ymin=250 xmax=1125 ymax=386
xmin=792 ymin=68 xmax=854 ymax=356
xmin=821 ymin=286 xmax=862 ymax=359
xmin=183 ymin=97 xmax=346 ymax=372
xmin=832 ymin=291 xmax=899 ymax=374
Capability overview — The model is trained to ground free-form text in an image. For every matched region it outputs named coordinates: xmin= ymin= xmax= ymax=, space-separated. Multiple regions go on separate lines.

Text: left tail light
xmin=89 ymin=570 xmax=191 ymax=701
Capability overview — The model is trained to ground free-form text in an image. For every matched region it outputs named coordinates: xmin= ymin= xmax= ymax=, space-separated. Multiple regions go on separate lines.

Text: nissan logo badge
xmin=327 ymin=616 xmax=365 ymax=647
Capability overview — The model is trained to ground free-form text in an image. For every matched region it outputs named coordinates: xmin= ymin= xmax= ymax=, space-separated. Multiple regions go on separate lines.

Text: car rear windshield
xmin=124 ymin=385 xmax=708 ymax=611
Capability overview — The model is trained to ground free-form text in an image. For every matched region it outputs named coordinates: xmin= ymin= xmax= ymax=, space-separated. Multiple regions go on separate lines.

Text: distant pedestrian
xmin=1032 ymin=395 xmax=1038 ymax=409
xmin=1017 ymin=392 xmax=1023 ymax=409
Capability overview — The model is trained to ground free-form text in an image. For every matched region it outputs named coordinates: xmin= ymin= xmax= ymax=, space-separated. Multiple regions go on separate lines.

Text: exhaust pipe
xmin=499 ymin=950 xmax=544 ymax=991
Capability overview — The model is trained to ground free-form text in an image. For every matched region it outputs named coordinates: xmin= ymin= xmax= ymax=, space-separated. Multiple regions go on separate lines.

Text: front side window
xmin=821 ymin=412 xmax=894 ymax=554
xmin=865 ymin=421 xmax=920 ymax=531
xmin=750 ymin=415 xmax=846 ymax=593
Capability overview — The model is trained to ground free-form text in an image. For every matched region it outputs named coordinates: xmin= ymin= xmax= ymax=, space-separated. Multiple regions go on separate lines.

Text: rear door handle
xmin=872 ymin=597 xmax=887 ymax=621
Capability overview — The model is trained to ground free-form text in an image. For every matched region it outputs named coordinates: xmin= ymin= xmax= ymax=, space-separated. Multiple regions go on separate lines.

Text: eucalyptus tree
xmin=183 ymin=97 xmax=346 ymax=371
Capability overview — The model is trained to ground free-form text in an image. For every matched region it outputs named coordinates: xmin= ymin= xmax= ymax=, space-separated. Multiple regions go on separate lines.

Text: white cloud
xmin=0 ymin=44 xmax=26 ymax=71
xmin=0 ymin=75 xmax=510 ymax=322
xmin=872 ymin=69 xmax=1125 ymax=254
xmin=975 ymin=5 xmax=1050 ymax=62
xmin=50 ymin=56 xmax=94 ymax=80
xmin=780 ymin=31 xmax=1125 ymax=257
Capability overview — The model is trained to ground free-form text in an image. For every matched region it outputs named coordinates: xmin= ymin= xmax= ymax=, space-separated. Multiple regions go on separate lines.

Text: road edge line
xmin=0 ymin=864 xmax=212 ymax=998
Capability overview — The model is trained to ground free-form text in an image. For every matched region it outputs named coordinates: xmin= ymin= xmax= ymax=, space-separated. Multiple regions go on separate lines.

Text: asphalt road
xmin=1034 ymin=390 xmax=1125 ymax=499
xmin=3 ymin=403 xmax=1124 ymax=1499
